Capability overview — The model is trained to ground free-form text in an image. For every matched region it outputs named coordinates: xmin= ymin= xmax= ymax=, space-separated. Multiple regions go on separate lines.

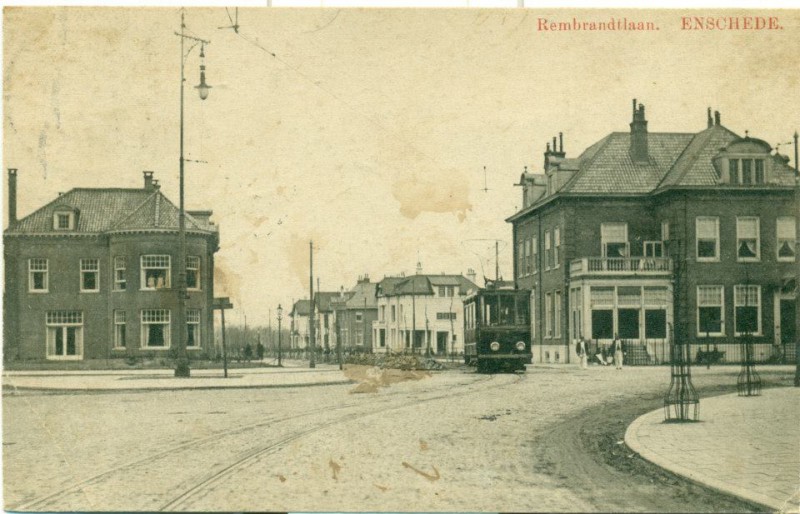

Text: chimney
xmin=714 ymin=110 xmax=721 ymax=126
xmin=629 ymin=99 xmax=649 ymax=163
xmin=467 ymin=268 xmax=477 ymax=284
xmin=559 ymin=132 xmax=564 ymax=153
xmin=416 ymin=261 xmax=423 ymax=275
xmin=8 ymin=168 xmax=17 ymax=226
xmin=152 ymin=179 xmax=160 ymax=189
xmin=707 ymin=107 xmax=713 ymax=128
xmin=143 ymin=171 xmax=155 ymax=191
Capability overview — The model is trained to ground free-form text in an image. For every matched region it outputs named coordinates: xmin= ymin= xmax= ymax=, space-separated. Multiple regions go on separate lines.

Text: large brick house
xmin=3 ymin=170 xmax=219 ymax=362
xmin=330 ymin=275 xmax=378 ymax=353
xmin=508 ymin=101 xmax=798 ymax=365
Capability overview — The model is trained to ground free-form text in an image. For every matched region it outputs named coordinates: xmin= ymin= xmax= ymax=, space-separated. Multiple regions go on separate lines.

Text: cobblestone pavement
xmin=626 ymin=387 xmax=800 ymax=512
xmin=3 ymin=365 xmax=795 ymax=512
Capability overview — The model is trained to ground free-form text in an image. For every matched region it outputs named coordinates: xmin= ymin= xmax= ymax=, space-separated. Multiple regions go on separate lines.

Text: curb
xmin=3 ymin=379 xmax=356 ymax=394
xmin=624 ymin=394 xmax=779 ymax=512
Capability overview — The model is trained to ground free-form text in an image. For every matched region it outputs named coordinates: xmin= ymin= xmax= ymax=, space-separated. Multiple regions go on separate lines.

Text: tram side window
xmin=483 ymin=296 xmax=497 ymax=326
xmin=515 ymin=295 xmax=529 ymax=325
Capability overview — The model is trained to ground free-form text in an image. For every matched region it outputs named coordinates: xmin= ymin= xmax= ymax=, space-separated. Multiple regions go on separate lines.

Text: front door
xmin=780 ymin=299 xmax=796 ymax=345
xmin=436 ymin=332 xmax=447 ymax=354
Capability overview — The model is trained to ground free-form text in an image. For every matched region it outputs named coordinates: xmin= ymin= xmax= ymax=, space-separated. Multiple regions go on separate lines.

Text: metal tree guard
xmin=664 ymin=328 xmax=700 ymax=422
xmin=737 ymin=332 xmax=762 ymax=396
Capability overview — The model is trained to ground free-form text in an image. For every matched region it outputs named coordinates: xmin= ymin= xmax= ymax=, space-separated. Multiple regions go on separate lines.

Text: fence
xmin=586 ymin=339 xmax=794 ymax=366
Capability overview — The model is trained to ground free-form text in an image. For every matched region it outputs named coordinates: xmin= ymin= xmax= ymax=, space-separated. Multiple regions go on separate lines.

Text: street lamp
xmin=277 ymin=304 xmax=283 ymax=367
xmin=174 ymin=11 xmax=211 ymax=378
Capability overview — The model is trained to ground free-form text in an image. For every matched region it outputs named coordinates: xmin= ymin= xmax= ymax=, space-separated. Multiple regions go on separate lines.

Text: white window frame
xmin=140 ymin=255 xmax=171 ymax=290
xmin=53 ymin=211 xmax=75 ymax=230
xmin=544 ymin=292 xmax=552 ymax=338
xmin=777 ymin=216 xmax=796 ymax=262
xmin=697 ymin=285 xmax=725 ymax=337
xmin=186 ymin=256 xmax=201 ymax=291
xmin=532 ymin=236 xmax=538 ymax=274
xmin=28 ymin=258 xmax=49 ymax=293
xmin=355 ymin=311 xmax=364 ymax=322
xmin=553 ymin=228 xmax=561 ymax=269
xmin=734 ymin=285 xmax=762 ymax=337
xmin=554 ymin=290 xmax=561 ymax=338
xmin=517 ymin=240 xmax=525 ymax=277
xmin=695 ymin=217 xmax=720 ymax=262
xmin=643 ymin=241 xmax=664 ymax=258
xmin=661 ymin=221 xmax=670 ymax=241
xmin=525 ymin=238 xmax=532 ymax=276
xmin=80 ymin=258 xmax=100 ymax=293
xmin=46 ymin=311 xmax=84 ymax=360
xmin=114 ymin=310 xmax=127 ymax=349
xmin=736 ymin=217 xmax=760 ymax=262
xmin=187 ymin=309 xmax=201 ymax=348
xmin=113 ymin=256 xmax=126 ymax=291
xmin=544 ymin=230 xmax=551 ymax=270
xmin=141 ymin=309 xmax=171 ymax=349
xmin=601 ymin=222 xmax=629 ymax=258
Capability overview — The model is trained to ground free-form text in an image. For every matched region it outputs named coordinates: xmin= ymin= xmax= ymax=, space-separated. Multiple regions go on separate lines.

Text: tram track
xmin=11 ymin=371 xmax=519 ymax=512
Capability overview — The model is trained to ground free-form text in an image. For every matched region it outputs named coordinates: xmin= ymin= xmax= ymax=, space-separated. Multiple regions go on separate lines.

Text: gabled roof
xmin=344 ymin=281 xmax=378 ymax=309
xmin=376 ymin=274 xmax=478 ymax=297
xmin=314 ymin=292 xmax=341 ymax=313
xmin=6 ymin=187 xmax=215 ymax=235
xmin=563 ymin=132 xmax=694 ymax=194
xmin=291 ymin=299 xmax=311 ymax=317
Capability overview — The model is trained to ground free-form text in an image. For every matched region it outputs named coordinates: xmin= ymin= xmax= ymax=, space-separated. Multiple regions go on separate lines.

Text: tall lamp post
xmin=277 ymin=304 xmax=283 ymax=367
xmin=174 ymin=11 xmax=211 ymax=377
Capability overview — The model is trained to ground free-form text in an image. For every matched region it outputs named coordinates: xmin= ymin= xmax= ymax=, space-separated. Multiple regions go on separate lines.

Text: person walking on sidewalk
xmin=576 ymin=338 xmax=589 ymax=369
xmin=613 ymin=334 xmax=624 ymax=370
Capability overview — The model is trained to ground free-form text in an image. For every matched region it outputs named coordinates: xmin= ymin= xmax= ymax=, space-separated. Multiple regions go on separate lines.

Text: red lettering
xmin=681 ymin=17 xmax=692 ymax=30
xmin=537 ymin=18 xmax=548 ymax=31
xmin=769 ymin=17 xmax=781 ymax=29
xmin=743 ymin=17 xmax=752 ymax=29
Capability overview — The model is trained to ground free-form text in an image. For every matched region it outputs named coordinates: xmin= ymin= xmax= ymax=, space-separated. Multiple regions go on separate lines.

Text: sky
xmin=4 ymin=7 xmax=800 ymax=326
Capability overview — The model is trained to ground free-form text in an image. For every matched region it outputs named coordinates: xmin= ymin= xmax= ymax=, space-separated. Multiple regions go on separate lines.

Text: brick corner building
xmin=3 ymin=170 xmax=220 ymax=362
xmin=508 ymin=101 xmax=798 ymax=365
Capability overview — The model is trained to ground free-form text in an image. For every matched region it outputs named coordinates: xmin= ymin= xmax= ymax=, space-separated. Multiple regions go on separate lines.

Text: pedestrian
xmin=256 ymin=341 xmax=265 ymax=361
xmin=595 ymin=343 xmax=608 ymax=366
xmin=613 ymin=334 xmax=624 ymax=370
xmin=575 ymin=338 xmax=588 ymax=369
xmin=243 ymin=342 xmax=253 ymax=362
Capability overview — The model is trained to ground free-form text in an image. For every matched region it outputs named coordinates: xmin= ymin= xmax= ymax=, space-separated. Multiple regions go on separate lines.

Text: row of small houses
xmin=288 ymin=269 xmax=480 ymax=357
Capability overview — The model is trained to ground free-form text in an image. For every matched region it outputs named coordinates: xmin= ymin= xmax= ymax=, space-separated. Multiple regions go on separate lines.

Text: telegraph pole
xmin=309 ymin=241 xmax=316 ymax=368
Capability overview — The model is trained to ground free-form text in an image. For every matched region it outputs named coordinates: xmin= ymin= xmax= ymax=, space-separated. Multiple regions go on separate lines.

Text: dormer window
xmin=53 ymin=211 xmax=75 ymax=230
xmin=728 ymin=158 xmax=765 ymax=185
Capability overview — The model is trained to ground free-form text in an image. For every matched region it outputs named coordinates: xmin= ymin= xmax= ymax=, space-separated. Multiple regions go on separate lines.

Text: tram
xmin=463 ymin=284 xmax=531 ymax=373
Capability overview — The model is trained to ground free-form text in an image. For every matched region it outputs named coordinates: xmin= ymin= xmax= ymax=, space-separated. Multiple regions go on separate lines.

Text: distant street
xmin=3 ymin=364 xmax=791 ymax=512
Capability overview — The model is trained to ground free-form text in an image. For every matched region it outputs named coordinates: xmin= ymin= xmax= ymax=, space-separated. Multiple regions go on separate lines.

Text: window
xmin=141 ymin=255 xmax=171 ymax=290
xmin=380 ymin=305 xmax=385 ymax=321
xmin=617 ymin=286 xmax=641 ymax=339
xmin=391 ymin=305 xmax=396 ymax=322
xmin=777 ymin=216 xmax=796 ymax=261
xmin=517 ymin=241 xmax=525 ymax=277
xmin=114 ymin=310 xmax=127 ymax=349
xmin=544 ymin=230 xmax=551 ymax=270
xmin=697 ymin=286 xmax=724 ymax=336
xmin=187 ymin=309 xmax=200 ymax=348
xmin=736 ymin=217 xmax=760 ymax=261
xmin=661 ymin=221 xmax=670 ymax=241
xmin=80 ymin=259 xmax=99 ymax=292
xmin=644 ymin=287 xmax=667 ymax=339
xmin=554 ymin=228 xmax=561 ymax=268
xmin=355 ymin=311 xmax=364 ymax=322
xmin=601 ymin=223 xmax=628 ymax=257
xmin=729 ymin=159 xmax=739 ymax=184
xmin=114 ymin=256 xmax=126 ymax=291
xmin=28 ymin=258 xmax=48 ymax=292
xmin=186 ymin=256 xmax=200 ymax=290
xmin=644 ymin=241 xmax=664 ymax=257
xmin=590 ymin=287 xmax=613 ymax=340
xmin=436 ymin=312 xmax=457 ymax=320
xmin=532 ymin=237 xmax=538 ymax=273
xmin=141 ymin=309 xmax=170 ymax=348
xmin=754 ymin=160 xmax=765 ymax=184
xmin=544 ymin=292 xmax=552 ymax=338
xmin=696 ymin=217 xmax=719 ymax=261
xmin=553 ymin=291 xmax=561 ymax=338
xmin=741 ymin=159 xmax=753 ymax=184
xmin=53 ymin=212 xmax=74 ymax=230
xmin=46 ymin=311 xmax=83 ymax=359
xmin=525 ymin=238 xmax=533 ymax=275
xmin=734 ymin=285 xmax=761 ymax=336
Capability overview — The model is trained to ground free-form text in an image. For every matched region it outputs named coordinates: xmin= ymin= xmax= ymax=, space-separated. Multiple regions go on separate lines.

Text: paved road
xmin=3 ymin=365 xmax=793 ymax=512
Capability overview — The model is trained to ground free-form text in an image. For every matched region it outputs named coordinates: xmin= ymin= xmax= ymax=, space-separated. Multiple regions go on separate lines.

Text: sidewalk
xmin=626 ymin=387 xmax=800 ymax=512
xmin=3 ymin=361 xmax=353 ymax=392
